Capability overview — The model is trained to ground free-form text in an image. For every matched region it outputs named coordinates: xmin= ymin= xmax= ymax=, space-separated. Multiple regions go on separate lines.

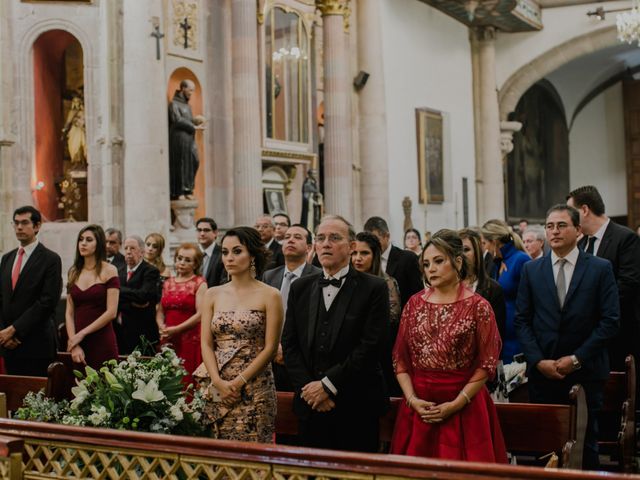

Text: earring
xmin=250 ymin=259 xmax=256 ymax=278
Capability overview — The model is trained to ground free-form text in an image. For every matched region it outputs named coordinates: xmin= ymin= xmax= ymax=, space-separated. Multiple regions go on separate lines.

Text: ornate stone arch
xmin=498 ymin=25 xmax=618 ymax=120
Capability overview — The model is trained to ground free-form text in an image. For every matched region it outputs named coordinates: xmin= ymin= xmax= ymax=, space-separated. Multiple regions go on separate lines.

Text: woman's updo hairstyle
xmin=221 ymin=226 xmax=271 ymax=278
xmin=422 ymin=228 xmax=468 ymax=285
xmin=481 ymin=219 xmax=525 ymax=252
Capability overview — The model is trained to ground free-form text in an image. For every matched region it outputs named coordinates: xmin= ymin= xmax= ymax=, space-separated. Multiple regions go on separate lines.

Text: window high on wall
xmin=264 ymin=6 xmax=310 ymax=145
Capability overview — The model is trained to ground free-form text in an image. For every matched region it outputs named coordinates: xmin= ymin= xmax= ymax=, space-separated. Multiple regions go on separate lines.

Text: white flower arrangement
xmin=617 ymin=2 xmax=640 ymax=46
xmin=16 ymin=346 xmax=207 ymax=436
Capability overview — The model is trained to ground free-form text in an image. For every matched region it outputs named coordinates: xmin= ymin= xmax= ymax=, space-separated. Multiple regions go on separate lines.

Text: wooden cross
xmin=150 ymin=24 xmax=164 ymax=60
xmin=179 ymin=17 xmax=191 ymax=49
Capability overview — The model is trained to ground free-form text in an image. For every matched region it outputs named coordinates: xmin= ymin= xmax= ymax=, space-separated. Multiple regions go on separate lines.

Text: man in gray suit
xmin=263 ymin=224 xmax=320 ymax=391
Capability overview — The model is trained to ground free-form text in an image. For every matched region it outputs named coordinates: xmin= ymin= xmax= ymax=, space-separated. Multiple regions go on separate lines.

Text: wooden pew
xmin=0 ymin=361 xmax=66 ymax=417
xmin=277 ymin=385 xmax=587 ymax=469
xmin=598 ymin=355 xmax=636 ymax=472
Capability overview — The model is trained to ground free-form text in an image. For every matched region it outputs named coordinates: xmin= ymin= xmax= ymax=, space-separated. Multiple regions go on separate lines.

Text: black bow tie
xmin=318 ymin=276 xmax=343 ymax=288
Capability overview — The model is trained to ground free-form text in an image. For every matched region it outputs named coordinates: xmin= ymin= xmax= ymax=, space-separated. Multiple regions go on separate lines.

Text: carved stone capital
xmin=473 ymin=25 xmax=497 ymax=42
xmin=499 ymin=120 xmax=522 ymax=156
xmin=316 ymin=0 xmax=350 ymax=30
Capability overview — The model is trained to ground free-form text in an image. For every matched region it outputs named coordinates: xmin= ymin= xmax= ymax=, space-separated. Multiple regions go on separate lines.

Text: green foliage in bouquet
xmin=15 ymin=347 xmax=206 ymax=436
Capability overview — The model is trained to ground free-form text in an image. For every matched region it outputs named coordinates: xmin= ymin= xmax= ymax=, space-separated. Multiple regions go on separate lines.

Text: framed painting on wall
xmin=416 ymin=108 xmax=444 ymax=204
xmin=265 ymin=188 xmax=287 ymax=215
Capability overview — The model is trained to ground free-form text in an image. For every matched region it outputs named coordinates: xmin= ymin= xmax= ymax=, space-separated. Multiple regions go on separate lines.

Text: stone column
xmin=471 ymin=27 xmax=504 ymax=222
xmin=231 ymin=0 xmax=263 ymax=226
xmin=318 ymin=0 xmax=354 ymax=220
xmin=208 ymin=0 xmax=234 ymax=228
xmin=357 ymin=0 xmax=389 ymax=222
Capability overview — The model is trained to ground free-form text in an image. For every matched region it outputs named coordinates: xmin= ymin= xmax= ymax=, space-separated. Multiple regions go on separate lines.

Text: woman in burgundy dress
xmin=66 ymin=225 xmax=120 ymax=369
xmin=157 ymin=243 xmax=207 ymax=384
xmin=391 ymin=229 xmax=507 ymax=463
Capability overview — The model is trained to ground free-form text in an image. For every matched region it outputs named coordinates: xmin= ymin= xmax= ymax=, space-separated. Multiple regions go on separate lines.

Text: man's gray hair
xmin=317 ymin=215 xmax=356 ymax=241
xmin=126 ymin=235 xmax=145 ymax=250
xmin=526 ymin=225 xmax=546 ymax=243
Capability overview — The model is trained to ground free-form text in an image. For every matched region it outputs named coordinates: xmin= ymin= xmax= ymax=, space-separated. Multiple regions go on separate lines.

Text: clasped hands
xmin=213 ymin=377 xmax=245 ymax=408
xmin=0 ymin=326 xmax=20 ymax=350
xmin=410 ymin=397 xmax=460 ymax=424
xmin=537 ymin=357 xmax=575 ymax=379
xmin=301 ymin=381 xmax=335 ymax=412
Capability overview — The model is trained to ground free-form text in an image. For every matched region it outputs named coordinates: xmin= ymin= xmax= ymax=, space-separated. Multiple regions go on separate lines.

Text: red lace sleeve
xmin=105 ymin=275 xmax=120 ymax=290
xmin=195 ymin=275 xmax=207 ymax=289
xmin=392 ymin=296 xmax=417 ymax=375
xmin=474 ymin=297 xmax=501 ymax=379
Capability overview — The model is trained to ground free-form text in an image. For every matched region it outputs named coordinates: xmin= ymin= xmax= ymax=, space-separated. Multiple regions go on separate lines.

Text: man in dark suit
xmin=105 ymin=228 xmax=126 ymax=271
xmin=363 ymin=216 xmax=423 ymax=309
xmin=282 ymin=215 xmax=389 ymax=452
xmin=515 ymin=204 xmax=619 ymax=469
xmin=116 ymin=236 xmax=160 ymax=355
xmin=567 ymin=185 xmax=640 ymax=371
xmin=263 ymin=224 xmax=320 ymax=392
xmin=0 ymin=206 xmax=62 ymax=376
xmin=255 ymin=215 xmax=284 ymax=270
xmin=196 ymin=217 xmax=224 ymax=287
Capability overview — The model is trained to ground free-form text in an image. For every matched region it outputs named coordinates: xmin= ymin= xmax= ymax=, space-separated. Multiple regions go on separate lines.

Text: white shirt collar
xmin=323 ymin=264 xmax=350 ymax=280
xmin=592 ymin=218 xmax=610 ymax=241
xmin=551 ymin=246 xmax=579 ymax=266
xmin=128 ymin=260 xmax=144 ymax=273
xmin=266 ymin=238 xmax=275 ymax=249
xmin=285 ymin=263 xmax=306 ymax=278
xmin=201 ymin=243 xmax=216 ymax=257
xmin=18 ymin=239 xmax=39 ymax=256
xmin=381 ymin=243 xmax=392 ymax=261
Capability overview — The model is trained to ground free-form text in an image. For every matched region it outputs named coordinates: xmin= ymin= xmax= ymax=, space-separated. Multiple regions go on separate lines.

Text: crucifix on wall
xmin=179 ymin=17 xmax=191 ymax=49
xmin=150 ymin=24 xmax=164 ymax=60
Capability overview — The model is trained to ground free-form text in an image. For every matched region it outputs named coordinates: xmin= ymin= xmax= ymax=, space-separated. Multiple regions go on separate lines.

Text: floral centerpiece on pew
xmin=15 ymin=346 xmax=206 ymax=436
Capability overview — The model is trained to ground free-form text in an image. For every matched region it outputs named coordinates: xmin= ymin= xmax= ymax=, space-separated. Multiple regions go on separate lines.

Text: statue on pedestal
xmin=168 ymin=79 xmax=204 ymax=200
xmin=62 ymin=94 xmax=86 ymax=166
xmin=300 ymin=168 xmax=323 ymax=233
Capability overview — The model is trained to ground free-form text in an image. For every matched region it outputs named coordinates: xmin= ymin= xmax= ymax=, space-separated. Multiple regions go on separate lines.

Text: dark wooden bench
xmin=599 ymin=355 xmax=636 ymax=472
xmin=0 ymin=361 xmax=67 ymax=417
xmin=277 ymin=385 xmax=587 ymax=469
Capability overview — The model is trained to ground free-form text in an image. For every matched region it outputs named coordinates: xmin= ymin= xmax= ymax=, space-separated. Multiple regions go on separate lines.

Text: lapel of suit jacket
xmin=542 ymin=255 xmax=559 ymax=308
xmin=13 ymin=244 xmax=43 ymax=294
xmin=596 ymin=222 xmax=614 ymax=259
xmin=564 ymin=251 xmax=588 ymax=306
xmin=328 ymin=267 xmax=358 ymax=350
xmin=306 ymin=277 xmax=321 ymax=350
xmin=386 ymin=246 xmax=398 ymax=275
xmin=3 ymin=249 xmax=16 ymax=296
xmin=127 ymin=262 xmax=145 ymax=284
xmin=301 ymin=263 xmax=317 ymax=278
xmin=274 ymin=266 xmax=285 ymax=289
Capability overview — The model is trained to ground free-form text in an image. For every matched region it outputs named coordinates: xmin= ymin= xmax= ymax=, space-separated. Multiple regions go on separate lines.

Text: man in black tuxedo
xmin=516 ymin=204 xmax=619 ymax=469
xmin=263 ymin=224 xmax=320 ymax=391
xmin=116 ymin=236 xmax=160 ymax=355
xmin=105 ymin=228 xmax=126 ymax=271
xmin=363 ymin=216 xmax=423 ymax=309
xmin=567 ymin=185 xmax=640 ymax=371
xmin=196 ymin=217 xmax=224 ymax=287
xmin=255 ymin=215 xmax=284 ymax=270
xmin=282 ymin=215 xmax=389 ymax=452
xmin=0 ymin=206 xmax=62 ymax=376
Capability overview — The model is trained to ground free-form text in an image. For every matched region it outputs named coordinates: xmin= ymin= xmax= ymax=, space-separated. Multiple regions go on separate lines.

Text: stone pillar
xmin=318 ymin=0 xmax=354 ymax=220
xmin=0 ymin=1 xmax=13 ymax=253
xmin=208 ymin=0 xmax=234 ymax=228
xmin=231 ymin=0 xmax=263 ymax=226
xmin=357 ymin=0 xmax=389 ymax=222
xmin=122 ymin=0 xmax=171 ymax=236
xmin=471 ymin=27 xmax=504 ymax=222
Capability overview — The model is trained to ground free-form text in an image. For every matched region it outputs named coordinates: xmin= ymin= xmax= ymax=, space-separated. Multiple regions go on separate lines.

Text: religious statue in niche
xmin=61 ymin=93 xmax=86 ymax=165
xmin=168 ymin=79 xmax=205 ymax=200
xmin=300 ymin=168 xmax=323 ymax=233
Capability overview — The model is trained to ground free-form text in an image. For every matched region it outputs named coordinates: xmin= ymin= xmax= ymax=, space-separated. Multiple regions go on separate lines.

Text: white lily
xmin=70 ymin=381 xmax=90 ymax=409
xmin=131 ymin=379 xmax=165 ymax=403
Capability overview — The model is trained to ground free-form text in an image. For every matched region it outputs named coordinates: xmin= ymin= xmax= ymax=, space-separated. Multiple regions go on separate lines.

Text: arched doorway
xmin=33 ymin=29 xmax=87 ymax=221
xmin=167 ymin=69 xmax=205 ymax=220
xmin=506 ymin=81 xmax=569 ymax=222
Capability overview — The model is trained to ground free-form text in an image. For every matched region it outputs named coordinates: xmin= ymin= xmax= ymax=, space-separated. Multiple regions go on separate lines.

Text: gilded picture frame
xmin=416 ymin=108 xmax=444 ymax=204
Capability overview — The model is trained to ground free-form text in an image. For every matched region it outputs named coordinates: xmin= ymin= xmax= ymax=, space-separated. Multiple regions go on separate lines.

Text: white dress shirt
xmin=381 ymin=244 xmax=392 ymax=273
xmin=321 ymin=264 xmax=350 ymax=310
xmin=551 ymin=246 xmax=579 ymax=296
xmin=11 ymin=239 xmax=39 ymax=275
xmin=587 ymin=219 xmax=610 ymax=256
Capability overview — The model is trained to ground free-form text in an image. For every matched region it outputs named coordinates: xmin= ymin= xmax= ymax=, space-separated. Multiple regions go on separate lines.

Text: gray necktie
xmin=556 ymin=258 xmax=567 ymax=307
xmin=280 ymin=271 xmax=296 ymax=313
xmin=202 ymin=252 xmax=210 ymax=277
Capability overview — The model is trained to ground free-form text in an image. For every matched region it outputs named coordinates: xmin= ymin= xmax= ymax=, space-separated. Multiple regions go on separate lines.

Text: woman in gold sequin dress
xmin=195 ymin=226 xmax=283 ymax=442
xmin=390 ymin=229 xmax=507 ymax=463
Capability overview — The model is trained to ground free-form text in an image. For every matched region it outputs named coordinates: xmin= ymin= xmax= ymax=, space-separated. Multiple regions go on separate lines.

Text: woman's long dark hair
xmin=354 ymin=231 xmax=384 ymax=278
xmin=221 ymin=226 xmax=271 ymax=278
xmin=67 ymin=224 xmax=107 ymax=291
xmin=458 ymin=228 xmax=490 ymax=291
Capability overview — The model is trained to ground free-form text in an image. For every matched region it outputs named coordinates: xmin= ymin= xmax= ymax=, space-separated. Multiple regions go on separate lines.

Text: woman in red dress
xmin=66 ymin=225 xmax=120 ymax=369
xmin=157 ymin=243 xmax=207 ymax=383
xmin=391 ymin=229 xmax=507 ymax=463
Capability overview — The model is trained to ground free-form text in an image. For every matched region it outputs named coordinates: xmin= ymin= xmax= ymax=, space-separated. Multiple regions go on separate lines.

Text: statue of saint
xmin=301 ymin=168 xmax=323 ymax=232
xmin=168 ymin=79 xmax=204 ymax=200
xmin=62 ymin=94 xmax=86 ymax=166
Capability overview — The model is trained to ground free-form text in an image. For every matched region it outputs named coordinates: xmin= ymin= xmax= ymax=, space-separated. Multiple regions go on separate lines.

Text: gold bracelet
xmin=460 ymin=390 xmax=471 ymax=405
xmin=239 ymin=373 xmax=248 ymax=385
